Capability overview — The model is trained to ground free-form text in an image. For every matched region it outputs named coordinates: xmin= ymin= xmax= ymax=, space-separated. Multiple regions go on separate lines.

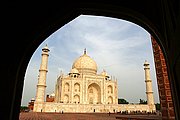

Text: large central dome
xmin=72 ymin=49 xmax=97 ymax=75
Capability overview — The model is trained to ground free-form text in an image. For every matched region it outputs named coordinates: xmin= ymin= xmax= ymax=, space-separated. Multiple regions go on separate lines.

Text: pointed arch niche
xmin=88 ymin=83 xmax=101 ymax=104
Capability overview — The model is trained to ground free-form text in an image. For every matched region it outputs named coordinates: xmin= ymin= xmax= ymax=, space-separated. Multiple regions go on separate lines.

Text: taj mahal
xmin=33 ymin=45 xmax=156 ymax=113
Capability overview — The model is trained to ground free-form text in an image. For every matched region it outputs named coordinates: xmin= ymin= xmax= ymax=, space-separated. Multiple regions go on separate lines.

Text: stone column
xmin=151 ymin=36 xmax=175 ymax=119
xmin=71 ymin=80 xmax=74 ymax=103
xmin=115 ymin=80 xmax=118 ymax=104
xmin=143 ymin=60 xmax=155 ymax=112
xmin=34 ymin=45 xmax=50 ymax=112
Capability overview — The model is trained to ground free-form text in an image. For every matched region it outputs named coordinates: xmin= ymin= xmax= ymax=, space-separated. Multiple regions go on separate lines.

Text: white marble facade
xmin=55 ymin=49 xmax=118 ymax=106
xmin=33 ymin=46 xmax=156 ymax=113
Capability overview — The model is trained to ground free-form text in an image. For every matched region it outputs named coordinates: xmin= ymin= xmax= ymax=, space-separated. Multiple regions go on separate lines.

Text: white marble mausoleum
xmin=33 ymin=45 xmax=156 ymax=113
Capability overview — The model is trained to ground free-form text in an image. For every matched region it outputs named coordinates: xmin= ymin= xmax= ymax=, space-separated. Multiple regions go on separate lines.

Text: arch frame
xmin=88 ymin=83 xmax=101 ymax=104
xmin=3 ymin=1 xmax=180 ymax=120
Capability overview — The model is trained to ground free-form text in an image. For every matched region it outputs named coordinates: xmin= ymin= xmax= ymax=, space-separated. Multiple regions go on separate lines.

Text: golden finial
xmin=84 ymin=48 xmax=86 ymax=54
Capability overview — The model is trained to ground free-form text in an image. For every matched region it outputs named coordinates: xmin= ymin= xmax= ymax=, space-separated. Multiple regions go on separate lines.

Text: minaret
xmin=34 ymin=45 xmax=50 ymax=111
xmin=143 ymin=60 xmax=156 ymax=112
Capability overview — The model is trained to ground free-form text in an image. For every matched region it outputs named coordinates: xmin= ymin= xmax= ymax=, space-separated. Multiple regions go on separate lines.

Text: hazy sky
xmin=21 ymin=15 xmax=159 ymax=106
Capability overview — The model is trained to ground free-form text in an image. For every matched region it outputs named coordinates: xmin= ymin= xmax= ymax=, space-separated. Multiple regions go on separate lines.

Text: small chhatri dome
xmin=72 ymin=49 xmax=97 ymax=75
xmin=144 ymin=60 xmax=149 ymax=66
xmin=42 ymin=44 xmax=50 ymax=52
xmin=31 ymin=98 xmax=35 ymax=101
xmin=50 ymin=92 xmax=55 ymax=97
xmin=101 ymin=69 xmax=107 ymax=76
xmin=101 ymin=69 xmax=110 ymax=78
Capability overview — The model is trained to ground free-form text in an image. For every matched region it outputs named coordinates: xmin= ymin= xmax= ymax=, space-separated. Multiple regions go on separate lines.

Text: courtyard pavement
xmin=19 ymin=112 xmax=162 ymax=120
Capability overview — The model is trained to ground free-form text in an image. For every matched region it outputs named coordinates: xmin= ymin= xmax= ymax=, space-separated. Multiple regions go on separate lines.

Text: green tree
xmin=139 ymin=99 xmax=147 ymax=104
xmin=20 ymin=106 xmax=29 ymax=112
xmin=155 ymin=103 xmax=161 ymax=110
xmin=118 ymin=98 xmax=129 ymax=104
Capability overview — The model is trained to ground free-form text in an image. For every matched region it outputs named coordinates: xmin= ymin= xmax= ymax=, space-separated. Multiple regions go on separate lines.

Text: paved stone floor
xmin=19 ymin=112 xmax=162 ymax=120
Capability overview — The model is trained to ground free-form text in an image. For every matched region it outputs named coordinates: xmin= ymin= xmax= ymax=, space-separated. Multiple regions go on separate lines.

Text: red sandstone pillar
xmin=151 ymin=36 xmax=175 ymax=120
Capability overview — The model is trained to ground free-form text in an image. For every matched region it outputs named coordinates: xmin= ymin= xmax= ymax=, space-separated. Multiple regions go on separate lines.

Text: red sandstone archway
xmin=151 ymin=36 xmax=175 ymax=119
xmin=5 ymin=2 xmax=179 ymax=120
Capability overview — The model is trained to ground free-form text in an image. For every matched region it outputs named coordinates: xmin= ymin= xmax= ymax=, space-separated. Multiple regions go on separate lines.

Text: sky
xmin=21 ymin=15 xmax=159 ymax=106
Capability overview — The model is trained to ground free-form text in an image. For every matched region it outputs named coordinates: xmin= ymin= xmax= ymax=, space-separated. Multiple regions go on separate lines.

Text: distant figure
xmin=41 ymin=109 xmax=42 ymax=112
xmin=109 ymin=112 xmax=110 ymax=116
xmin=62 ymin=110 xmax=63 ymax=114
xmin=94 ymin=109 xmax=95 ymax=112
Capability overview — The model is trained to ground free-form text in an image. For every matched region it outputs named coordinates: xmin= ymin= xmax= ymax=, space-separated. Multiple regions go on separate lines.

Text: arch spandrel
xmin=88 ymin=81 xmax=101 ymax=87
